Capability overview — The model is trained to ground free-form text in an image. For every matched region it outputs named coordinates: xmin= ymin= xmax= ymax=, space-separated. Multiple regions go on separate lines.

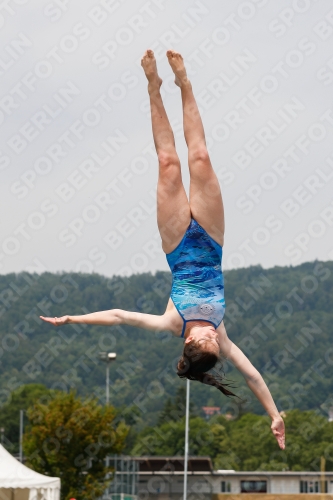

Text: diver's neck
xmin=184 ymin=320 xmax=214 ymax=338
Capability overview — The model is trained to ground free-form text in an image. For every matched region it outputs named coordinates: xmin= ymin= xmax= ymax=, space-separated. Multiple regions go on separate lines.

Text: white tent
xmin=0 ymin=445 xmax=60 ymax=500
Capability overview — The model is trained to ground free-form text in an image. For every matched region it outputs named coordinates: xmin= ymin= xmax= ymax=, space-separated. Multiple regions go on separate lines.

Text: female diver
xmin=41 ymin=50 xmax=285 ymax=449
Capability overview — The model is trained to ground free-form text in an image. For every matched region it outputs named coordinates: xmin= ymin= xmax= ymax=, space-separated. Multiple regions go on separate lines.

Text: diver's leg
xmin=167 ymin=50 xmax=225 ymax=246
xmin=141 ymin=50 xmax=191 ymax=253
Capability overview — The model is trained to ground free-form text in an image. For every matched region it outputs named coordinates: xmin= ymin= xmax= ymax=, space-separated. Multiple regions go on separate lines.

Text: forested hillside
xmin=0 ymin=260 xmax=332 ymax=427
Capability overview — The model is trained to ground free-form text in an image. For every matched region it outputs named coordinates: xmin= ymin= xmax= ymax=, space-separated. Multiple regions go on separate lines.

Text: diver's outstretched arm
xmin=40 ymin=309 xmax=169 ymax=331
xmin=228 ymin=342 xmax=285 ymax=449
xmin=218 ymin=327 xmax=285 ymax=449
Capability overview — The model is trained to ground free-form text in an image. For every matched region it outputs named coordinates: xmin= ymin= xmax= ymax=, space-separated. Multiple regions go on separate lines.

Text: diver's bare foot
xmin=141 ymin=50 xmax=162 ymax=92
xmin=167 ymin=50 xmax=189 ymax=87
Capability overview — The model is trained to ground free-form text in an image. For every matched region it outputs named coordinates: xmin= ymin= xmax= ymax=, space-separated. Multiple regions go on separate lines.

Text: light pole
xmin=99 ymin=352 xmax=117 ymax=404
xmin=183 ymin=379 xmax=190 ymax=500
xmin=19 ymin=410 xmax=24 ymax=462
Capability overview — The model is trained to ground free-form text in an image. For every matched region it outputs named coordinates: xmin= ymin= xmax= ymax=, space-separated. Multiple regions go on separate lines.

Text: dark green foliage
xmin=157 ymin=386 xmax=197 ymax=425
xmin=132 ymin=407 xmax=333 ymax=471
xmin=0 ymin=384 xmax=51 ymax=454
xmin=0 ymin=260 xmax=332 ymax=442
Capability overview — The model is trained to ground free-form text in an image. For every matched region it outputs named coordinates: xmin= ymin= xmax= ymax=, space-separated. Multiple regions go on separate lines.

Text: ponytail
xmin=177 ymin=342 xmax=237 ymax=398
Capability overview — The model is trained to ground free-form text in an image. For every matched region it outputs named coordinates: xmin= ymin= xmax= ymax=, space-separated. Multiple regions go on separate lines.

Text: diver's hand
xmin=40 ymin=315 xmax=70 ymax=326
xmin=271 ymin=416 xmax=285 ymax=449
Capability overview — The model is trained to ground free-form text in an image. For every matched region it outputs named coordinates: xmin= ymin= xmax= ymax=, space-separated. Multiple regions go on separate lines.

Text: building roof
xmin=133 ymin=456 xmax=213 ymax=473
xmin=213 ymin=471 xmax=333 ymax=477
xmin=131 ymin=456 xmax=333 ymax=477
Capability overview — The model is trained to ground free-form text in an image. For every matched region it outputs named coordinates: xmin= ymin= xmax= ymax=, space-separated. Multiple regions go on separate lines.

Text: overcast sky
xmin=1 ymin=0 xmax=333 ymax=277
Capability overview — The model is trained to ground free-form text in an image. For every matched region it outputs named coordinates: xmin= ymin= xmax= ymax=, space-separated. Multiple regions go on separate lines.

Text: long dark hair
xmin=177 ymin=340 xmax=237 ymax=397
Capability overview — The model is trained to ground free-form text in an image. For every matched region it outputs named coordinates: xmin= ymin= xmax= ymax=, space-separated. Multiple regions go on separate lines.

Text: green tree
xmin=213 ymin=413 xmax=284 ymax=470
xmin=0 ymin=383 xmax=50 ymax=454
xmin=130 ymin=409 xmax=333 ymax=472
xmin=23 ymin=391 xmax=129 ymax=500
xmin=157 ymin=386 xmax=197 ymax=425
xmin=131 ymin=415 xmax=212 ymax=456
xmin=277 ymin=409 xmax=329 ymax=471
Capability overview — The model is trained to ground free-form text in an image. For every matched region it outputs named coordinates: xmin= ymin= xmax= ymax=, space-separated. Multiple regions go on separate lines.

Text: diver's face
xmin=185 ymin=327 xmax=220 ymax=355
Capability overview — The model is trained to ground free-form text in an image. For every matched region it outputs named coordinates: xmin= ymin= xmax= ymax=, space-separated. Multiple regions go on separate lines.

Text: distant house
xmin=329 ymin=407 xmax=333 ymax=422
xmin=202 ymin=406 xmax=221 ymax=417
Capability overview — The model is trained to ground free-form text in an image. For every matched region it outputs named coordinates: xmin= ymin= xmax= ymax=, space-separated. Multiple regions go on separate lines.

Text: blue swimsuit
xmin=166 ymin=219 xmax=225 ymax=338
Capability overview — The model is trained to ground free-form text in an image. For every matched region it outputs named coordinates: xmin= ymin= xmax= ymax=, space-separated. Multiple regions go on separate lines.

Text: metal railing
xmin=102 ymin=455 xmax=138 ymax=500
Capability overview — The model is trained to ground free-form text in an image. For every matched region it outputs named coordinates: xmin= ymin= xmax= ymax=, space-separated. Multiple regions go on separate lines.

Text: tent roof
xmin=0 ymin=445 xmax=60 ymax=489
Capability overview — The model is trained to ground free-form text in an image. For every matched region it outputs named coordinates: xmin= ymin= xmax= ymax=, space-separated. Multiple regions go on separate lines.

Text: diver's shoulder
xmin=163 ymin=299 xmax=184 ymax=337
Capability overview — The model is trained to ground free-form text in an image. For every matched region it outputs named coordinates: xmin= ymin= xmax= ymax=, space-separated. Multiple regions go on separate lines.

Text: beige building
xmin=133 ymin=457 xmax=333 ymax=499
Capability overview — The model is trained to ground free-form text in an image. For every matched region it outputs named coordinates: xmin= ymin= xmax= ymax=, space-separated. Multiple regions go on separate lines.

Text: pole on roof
xmin=183 ymin=379 xmax=190 ymax=500
xmin=321 ymin=456 xmax=326 ymax=494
